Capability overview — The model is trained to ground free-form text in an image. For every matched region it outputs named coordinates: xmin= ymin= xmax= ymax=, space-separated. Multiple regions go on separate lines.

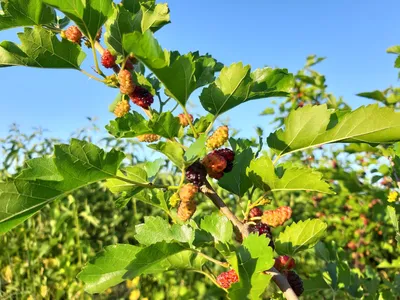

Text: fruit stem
xmin=80 ymin=69 xmax=105 ymax=82
xmin=389 ymin=156 xmax=400 ymax=188
xmin=187 ymin=269 xmax=221 ymax=289
xmin=114 ymin=174 xmax=173 ymax=189
xmin=265 ymin=267 xmax=298 ymax=300
xmin=205 ymin=115 xmax=217 ymax=135
xmin=90 ymin=39 xmax=106 ymax=78
xmin=190 ymin=249 xmax=229 ymax=268
xmin=182 ymin=106 xmax=198 ymax=138
xmin=272 ymin=155 xmax=281 ymax=165
xmin=199 ymin=180 xmax=248 ymax=237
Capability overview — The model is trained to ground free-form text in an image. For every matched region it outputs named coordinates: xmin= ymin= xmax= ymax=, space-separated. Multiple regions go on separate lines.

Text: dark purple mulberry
xmin=186 ymin=161 xmax=207 ymax=186
xmin=285 ymin=271 xmax=304 ymax=296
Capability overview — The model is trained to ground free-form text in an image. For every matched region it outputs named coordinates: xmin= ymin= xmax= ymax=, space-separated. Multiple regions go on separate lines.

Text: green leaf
xmin=200 ymin=213 xmax=233 ymax=244
xmin=123 ymin=31 xmax=220 ymax=105
xmin=106 ymin=111 xmax=152 ymax=138
xmin=138 ymin=158 xmax=164 ymax=178
xmin=0 ymin=0 xmax=55 ymax=31
xmin=229 ymin=234 xmax=274 ymax=300
xmin=357 ymin=90 xmax=387 ymax=102
xmin=275 ymin=219 xmax=327 ymax=256
xmin=260 ymin=107 xmax=275 ymax=116
xmin=184 ymin=134 xmax=207 ymax=164
xmin=377 ymin=257 xmax=400 ymax=269
xmin=104 ymin=3 xmax=169 ymax=56
xmin=218 ymin=148 xmax=253 ymax=197
xmin=77 ymin=244 xmax=141 ymax=294
xmin=0 ymin=139 xmax=125 ymax=234
xmin=134 ymin=216 xmax=194 ymax=246
xmin=387 ymin=45 xmax=400 ymax=54
xmin=139 ymin=1 xmax=170 ymax=32
xmin=122 ymin=0 xmax=170 ymax=32
xmin=0 ymin=27 xmax=85 ymax=69
xmin=105 ymin=166 xmax=148 ymax=194
xmin=42 ymin=0 xmax=114 ymax=40
xmin=133 ymin=189 xmax=171 ymax=212
xmin=17 ymin=157 xmax=63 ymax=181
xmin=248 ymin=155 xmax=333 ymax=194
xmin=387 ymin=206 xmax=399 ymax=232
xmin=104 ymin=5 xmax=140 ymax=56
xmin=200 ymin=63 xmax=293 ymax=116
xmin=148 ymin=141 xmax=185 ymax=168
xmin=124 ymin=242 xmax=186 ymax=278
xmin=268 ymin=104 xmax=400 ymax=157
xmin=303 ymin=274 xmax=331 ymax=293
xmin=149 ymin=112 xmax=181 ymax=139
xmin=187 ymin=114 xmax=213 ymax=136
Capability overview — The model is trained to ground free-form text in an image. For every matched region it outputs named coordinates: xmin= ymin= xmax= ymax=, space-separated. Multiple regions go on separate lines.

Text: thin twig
xmin=199 ymin=180 xmax=247 ymax=236
xmin=190 ymin=249 xmax=230 ymax=268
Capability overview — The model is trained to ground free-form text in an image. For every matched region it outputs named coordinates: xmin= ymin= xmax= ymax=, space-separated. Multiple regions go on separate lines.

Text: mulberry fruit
xmin=179 ymin=184 xmax=198 ymax=202
xmin=249 ymin=207 xmax=263 ymax=218
xmin=186 ymin=161 xmax=207 ymax=186
xmin=250 ymin=222 xmax=275 ymax=249
xmin=216 ymin=269 xmax=239 ymax=289
xmin=285 ymin=271 xmax=304 ymax=296
xmin=224 ymin=161 xmax=234 ymax=173
xmin=177 ymin=198 xmax=196 ymax=221
xmin=137 ymin=134 xmax=160 ymax=143
xmin=63 ymin=26 xmax=82 ymax=44
xmin=130 ymin=86 xmax=154 ymax=109
xmin=114 ymin=100 xmax=131 ymax=117
xmin=206 ymin=125 xmax=229 ymax=149
xmin=178 ymin=113 xmax=194 ymax=127
xmin=118 ymin=69 xmax=135 ymax=95
xmin=274 ymin=255 xmax=296 ymax=271
xmin=124 ymin=55 xmax=138 ymax=70
xmin=101 ymin=50 xmax=116 ymax=68
xmin=202 ymin=152 xmax=227 ymax=179
xmin=261 ymin=206 xmax=292 ymax=227
xmin=214 ymin=148 xmax=235 ymax=163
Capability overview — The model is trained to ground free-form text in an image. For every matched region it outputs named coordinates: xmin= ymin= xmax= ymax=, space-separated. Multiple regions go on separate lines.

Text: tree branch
xmin=199 ymin=180 xmax=248 ymax=236
xmin=199 ymin=181 xmax=298 ymax=299
xmin=265 ymin=267 xmax=299 ymax=300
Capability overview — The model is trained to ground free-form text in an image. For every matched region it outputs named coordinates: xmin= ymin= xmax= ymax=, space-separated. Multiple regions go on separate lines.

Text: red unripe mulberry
xmin=216 ymin=269 xmax=239 ymax=289
xmin=274 ymin=255 xmax=296 ymax=271
xmin=101 ymin=50 xmax=116 ymax=68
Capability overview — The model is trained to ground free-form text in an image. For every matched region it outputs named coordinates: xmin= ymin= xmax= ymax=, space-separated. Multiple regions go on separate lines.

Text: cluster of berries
xmin=216 ymin=269 xmax=239 ymax=289
xmin=185 ymin=126 xmax=234 ymax=183
xmin=118 ymin=70 xmax=154 ymax=110
xmin=201 ymin=148 xmax=235 ymax=179
xmin=274 ymin=255 xmax=303 ymax=296
xmin=246 ymin=207 xmax=275 ymax=249
xmin=177 ymin=184 xmax=198 ymax=222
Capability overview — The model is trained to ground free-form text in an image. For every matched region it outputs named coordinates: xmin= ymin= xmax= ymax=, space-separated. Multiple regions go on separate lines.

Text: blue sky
xmin=1 ymin=0 xmax=400 ymax=141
